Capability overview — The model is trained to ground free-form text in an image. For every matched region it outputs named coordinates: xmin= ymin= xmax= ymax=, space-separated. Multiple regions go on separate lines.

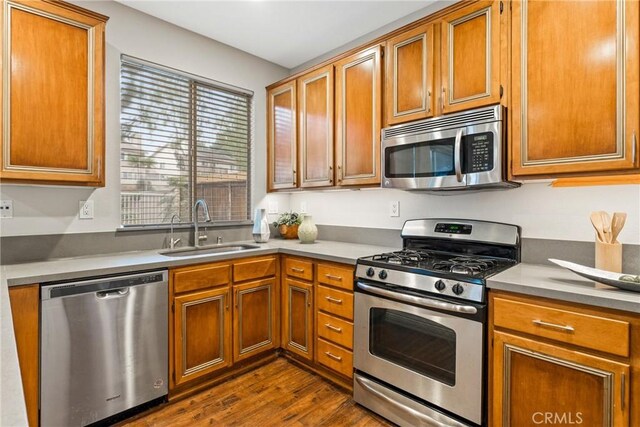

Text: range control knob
xmin=366 ymin=267 xmax=375 ymax=277
xmin=378 ymin=270 xmax=388 ymax=280
xmin=452 ymin=284 xmax=464 ymax=295
xmin=434 ymin=280 xmax=446 ymax=291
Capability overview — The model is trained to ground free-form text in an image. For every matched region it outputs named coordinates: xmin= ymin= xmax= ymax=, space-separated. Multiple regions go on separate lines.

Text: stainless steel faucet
xmin=169 ymin=214 xmax=181 ymax=249
xmin=193 ymin=199 xmax=212 ymax=248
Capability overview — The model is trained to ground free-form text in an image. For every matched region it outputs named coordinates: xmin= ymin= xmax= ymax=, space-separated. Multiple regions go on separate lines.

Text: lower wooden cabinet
xmin=493 ymin=331 xmax=629 ymax=426
xmin=9 ymin=284 xmax=39 ymax=427
xmin=489 ymin=291 xmax=638 ymax=426
xmin=282 ymin=278 xmax=314 ymax=360
xmin=173 ymin=286 xmax=232 ymax=387
xmin=233 ymin=278 xmax=278 ymax=362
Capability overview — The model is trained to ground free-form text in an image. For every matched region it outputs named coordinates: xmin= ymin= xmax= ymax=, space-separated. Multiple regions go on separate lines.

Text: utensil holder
xmin=595 ymin=241 xmax=622 ymax=289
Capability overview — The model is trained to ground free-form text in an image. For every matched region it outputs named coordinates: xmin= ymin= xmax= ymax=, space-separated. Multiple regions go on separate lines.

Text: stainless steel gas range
xmin=353 ymin=219 xmax=521 ymax=427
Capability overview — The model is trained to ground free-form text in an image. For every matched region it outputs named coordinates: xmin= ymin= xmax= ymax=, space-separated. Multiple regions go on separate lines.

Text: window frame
xmin=118 ymin=55 xmax=254 ymax=230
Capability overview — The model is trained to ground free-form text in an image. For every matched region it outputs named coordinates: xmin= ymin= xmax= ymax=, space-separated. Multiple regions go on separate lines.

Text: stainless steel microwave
xmin=381 ymin=105 xmax=520 ymax=191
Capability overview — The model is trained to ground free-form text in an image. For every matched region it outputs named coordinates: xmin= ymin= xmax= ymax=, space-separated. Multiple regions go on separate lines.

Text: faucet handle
xmin=217 ymin=236 xmax=223 ymax=244
xmin=198 ymin=234 xmax=208 ymax=243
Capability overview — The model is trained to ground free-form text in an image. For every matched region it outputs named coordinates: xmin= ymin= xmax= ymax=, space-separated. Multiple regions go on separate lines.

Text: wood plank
xmin=121 ymin=358 xmax=390 ymax=427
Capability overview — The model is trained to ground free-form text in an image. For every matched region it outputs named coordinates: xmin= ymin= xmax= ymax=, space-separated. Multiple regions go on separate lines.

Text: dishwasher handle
xmin=96 ymin=288 xmax=130 ymax=299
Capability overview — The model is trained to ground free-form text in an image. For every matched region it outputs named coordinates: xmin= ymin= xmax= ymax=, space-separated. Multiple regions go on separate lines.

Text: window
xmin=120 ymin=56 xmax=252 ymax=226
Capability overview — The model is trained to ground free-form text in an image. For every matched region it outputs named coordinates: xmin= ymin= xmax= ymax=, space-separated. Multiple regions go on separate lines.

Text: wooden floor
xmin=123 ymin=358 xmax=391 ymax=427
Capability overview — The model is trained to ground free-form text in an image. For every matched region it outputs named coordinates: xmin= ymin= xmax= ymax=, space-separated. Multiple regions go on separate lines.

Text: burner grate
xmin=372 ymin=249 xmax=433 ymax=265
xmin=432 ymin=256 xmax=498 ymax=275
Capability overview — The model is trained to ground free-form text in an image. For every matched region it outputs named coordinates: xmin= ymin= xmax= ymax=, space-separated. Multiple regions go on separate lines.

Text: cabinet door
xmin=385 ymin=23 xmax=435 ymax=126
xmin=282 ymin=278 xmax=313 ymax=360
xmin=173 ymin=287 xmax=232 ymax=387
xmin=233 ymin=278 xmax=277 ymax=362
xmin=511 ymin=0 xmax=639 ymax=176
xmin=335 ymin=45 xmax=382 ymax=186
xmin=267 ymin=80 xmax=297 ymax=190
xmin=298 ymin=65 xmax=334 ymax=188
xmin=493 ymin=331 xmax=629 ymax=427
xmin=1 ymin=0 xmax=107 ymax=185
xmin=440 ymin=0 xmax=500 ymax=114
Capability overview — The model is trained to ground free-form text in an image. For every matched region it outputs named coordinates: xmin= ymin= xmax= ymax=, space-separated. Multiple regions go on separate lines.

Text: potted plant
xmin=273 ymin=212 xmax=302 ymax=239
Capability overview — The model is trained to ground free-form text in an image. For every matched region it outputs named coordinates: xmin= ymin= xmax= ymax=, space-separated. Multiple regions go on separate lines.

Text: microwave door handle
xmin=454 ymin=128 xmax=463 ymax=183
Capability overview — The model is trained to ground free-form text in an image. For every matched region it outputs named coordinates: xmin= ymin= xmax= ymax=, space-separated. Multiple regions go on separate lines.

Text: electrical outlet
xmin=300 ymin=201 xmax=308 ymax=214
xmin=0 ymin=200 xmax=13 ymax=218
xmin=79 ymin=200 xmax=94 ymax=219
xmin=390 ymin=201 xmax=400 ymax=217
xmin=268 ymin=200 xmax=278 ymax=214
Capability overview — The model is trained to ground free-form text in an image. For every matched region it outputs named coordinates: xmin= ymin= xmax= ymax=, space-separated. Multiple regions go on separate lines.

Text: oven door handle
xmin=356 ymin=282 xmax=478 ymax=314
xmin=454 ymin=128 xmax=464 ymax=183
xmin=355 ymin=375 xmax=464 ymax=427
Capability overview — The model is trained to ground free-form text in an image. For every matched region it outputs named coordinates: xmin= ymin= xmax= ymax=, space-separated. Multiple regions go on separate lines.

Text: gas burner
xmin=372 ymin=249 xmax=432 ymax=266
xmin=432 ymin=256 xmax=498 ymax=275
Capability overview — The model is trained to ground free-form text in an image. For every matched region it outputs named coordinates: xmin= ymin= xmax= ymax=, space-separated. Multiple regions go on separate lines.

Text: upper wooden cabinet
xmin=0 ymin=0 xmax=107 ymax=186
xmin=267 ymin=80 xmax=297 ymax=190
xmin=510 ymin=0 xmax=640 ymax=177
xmin=335 ymin=45 xmax=382 ymax=186
xmin=385 ymin=23 xmax=435 ymax=126
xmin=440 ymin=0 xmax=501 ymax=114
xmin=298 ymin=65 xmax=334 ymax=188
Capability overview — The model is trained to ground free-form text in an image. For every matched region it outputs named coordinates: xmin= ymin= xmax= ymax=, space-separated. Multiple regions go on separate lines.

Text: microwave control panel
xmin=464 ymin=132 xmax=494 ymax=173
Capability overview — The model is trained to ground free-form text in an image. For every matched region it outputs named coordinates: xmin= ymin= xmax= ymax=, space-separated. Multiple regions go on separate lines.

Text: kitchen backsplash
xmin=1 ymin=224 xmax=638 ymax=273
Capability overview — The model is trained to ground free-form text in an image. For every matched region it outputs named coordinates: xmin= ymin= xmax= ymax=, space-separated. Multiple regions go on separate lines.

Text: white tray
xmin=548 ymin=259 xmax=640 ymax=293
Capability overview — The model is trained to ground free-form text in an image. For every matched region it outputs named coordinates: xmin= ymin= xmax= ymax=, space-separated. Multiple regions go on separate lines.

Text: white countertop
xmin=2 ymin=239 xmax=639 ymax=426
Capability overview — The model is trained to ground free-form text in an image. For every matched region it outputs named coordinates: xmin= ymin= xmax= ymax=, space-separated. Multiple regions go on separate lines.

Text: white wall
xmin=0 ymin=0 xmax=289 ymax=237
xmin=290 ymin=183 xmax=640 ymax=244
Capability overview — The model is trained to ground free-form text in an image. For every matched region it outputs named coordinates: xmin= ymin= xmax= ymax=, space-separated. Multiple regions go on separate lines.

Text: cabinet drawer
xmin=317 ymin=264 xmax=354 ymax=290
xmin=173 ymin=263 xmax=231 ymax=294
xmin=284 ymin=258 xmax=313 ymax=281
xmin=493 ymin=297 xmax=630 ymax=357
xmin=317 ymin=338 xmax=353 ymax=378
xmin=233 ymin=256 xmax=277 ymax=283
xmin=317 ymin=285 xmax=353 ymax=321
xmin=317 ymin=312 xmax=353 ymax=350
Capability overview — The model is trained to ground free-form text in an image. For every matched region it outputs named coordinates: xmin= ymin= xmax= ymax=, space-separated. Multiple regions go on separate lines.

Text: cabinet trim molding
xmin=3 ymin=0 xmax=96 ymax=176
xmin=502 ymin=343 xmax=614 ymax=427
xmin=287 ymin=284 xmax=311 ymax=353
xmin=519 ymin=0 xmax=626 ymax=167
xmin=237 ymin=284 xmax=273 ymax=355
xmin=392 ymin=33 xmax=429 ymax=117
xmin=445 ymin=6 xmax=493 ymax=105
xmin=181 ymin=294 xmax=226 ymax=376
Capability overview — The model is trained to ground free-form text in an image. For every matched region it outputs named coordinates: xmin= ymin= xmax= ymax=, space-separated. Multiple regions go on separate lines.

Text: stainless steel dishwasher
xmin=41 ymin=270 xmax=168 ymax=426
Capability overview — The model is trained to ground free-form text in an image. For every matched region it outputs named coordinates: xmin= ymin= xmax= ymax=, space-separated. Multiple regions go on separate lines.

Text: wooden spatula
xmin=611 ymin=212 xmax=627 ymax=244
xmin=590 ymin=211 xmax=606 ymax=243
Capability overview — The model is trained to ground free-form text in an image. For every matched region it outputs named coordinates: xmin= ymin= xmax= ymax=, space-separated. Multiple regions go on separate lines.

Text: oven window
xmin=385 ymin=139 xmax=455 ymax=178
xmin=369 ymin=308 xmax=456 ymax=386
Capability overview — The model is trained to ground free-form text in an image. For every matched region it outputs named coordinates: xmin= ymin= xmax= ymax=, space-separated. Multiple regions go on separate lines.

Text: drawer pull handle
xmin=532 ymin=319 xmax=574 ymax=332
xmin=291 ymin=267 xmax=305 ymax=273
xmin=325 ymin=351 xmax=342 ymax=361
xmin=325 ymin=274 xmax=343 ymax=281
xmin=325 ymin=296 xmax=343 ymax=304
xmin=325 ymin=323 xmax=343 ymax=333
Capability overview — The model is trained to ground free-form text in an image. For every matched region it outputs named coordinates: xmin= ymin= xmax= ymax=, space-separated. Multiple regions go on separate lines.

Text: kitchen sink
xmin=159 ymin=243 xmax=260 ymax=257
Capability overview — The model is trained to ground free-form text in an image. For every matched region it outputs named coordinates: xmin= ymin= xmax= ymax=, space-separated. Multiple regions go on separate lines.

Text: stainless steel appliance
xmin=354 ymin=219 xmax=521 ymax=426
xmin=41 ymin=270 xmax=168 ymax=426
xmin=381 ymin=105 xmax=520 ymax=191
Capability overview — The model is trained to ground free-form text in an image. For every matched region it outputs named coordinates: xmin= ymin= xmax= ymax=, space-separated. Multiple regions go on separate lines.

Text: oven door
xmin=354 ymin=283 xmax=484 ymax=425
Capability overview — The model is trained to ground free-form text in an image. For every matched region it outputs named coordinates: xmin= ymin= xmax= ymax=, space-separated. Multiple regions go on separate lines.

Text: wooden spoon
xmin=611 ymin=212 xmax=627 ymax=244
xmin=590 ymin=211 xmax=606 ymax=243
xmin=600 ymin=211 xmax=612 ymax=243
